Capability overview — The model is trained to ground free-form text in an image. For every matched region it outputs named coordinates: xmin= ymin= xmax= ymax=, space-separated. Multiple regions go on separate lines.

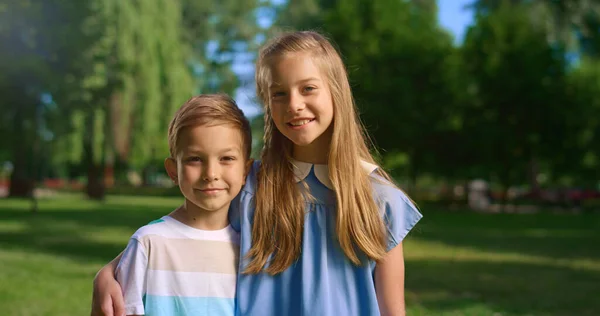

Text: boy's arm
xmin=375 ymin=243 xmax=406 ymax=316
xmin=91 ymin=252 xmax=125 ymax=316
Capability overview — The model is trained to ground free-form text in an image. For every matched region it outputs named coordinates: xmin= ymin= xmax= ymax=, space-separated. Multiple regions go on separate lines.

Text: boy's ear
xmin=164 ymin=157 xmax=178 ymax=185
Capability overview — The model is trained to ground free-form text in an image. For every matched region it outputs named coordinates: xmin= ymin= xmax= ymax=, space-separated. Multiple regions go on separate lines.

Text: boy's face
xmin=165 ymin=123 xmax=248 ymax=215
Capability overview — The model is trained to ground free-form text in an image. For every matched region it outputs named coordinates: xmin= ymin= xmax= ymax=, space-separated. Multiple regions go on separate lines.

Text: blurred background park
xmin=1 ymin=0 xmax=599 ymax=315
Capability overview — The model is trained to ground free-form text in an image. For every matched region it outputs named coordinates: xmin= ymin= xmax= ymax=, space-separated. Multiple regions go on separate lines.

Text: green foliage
xmin=0 ymin=0 xmax=265 ymax=197
xmin=272 ymin=0 xmax=323 ymax=31
xmin=462 ymin=2 xmax=567 ymax=186
xmin=470 ymin=0 xmax=600 ymax=56
xmin=324 ymin=0 xmax=458 ymax=179
xmin=181 ymin=0 xmax=263 ymax=94
xmin=250 ymin=114 xmax=265 ymax=159
xmin=2 ymin=0 xmax=600 ymax=191
xmin=560 ymin=58 xmax=600 ymax=182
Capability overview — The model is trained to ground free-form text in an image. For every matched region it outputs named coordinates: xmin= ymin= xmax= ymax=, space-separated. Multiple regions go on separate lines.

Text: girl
xmin=92 ymin=31 xmax=422 ymax=316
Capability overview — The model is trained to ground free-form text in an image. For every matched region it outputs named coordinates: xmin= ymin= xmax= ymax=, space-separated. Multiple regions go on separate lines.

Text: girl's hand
xmin=375 ymin=243 xmax=406 ymax=316
xmin=91 ymin=254 xmax=125 ymax=316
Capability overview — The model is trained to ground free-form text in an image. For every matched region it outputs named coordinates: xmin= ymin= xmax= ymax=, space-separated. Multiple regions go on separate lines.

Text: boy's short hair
xmin=168 ymin=94 xmax=252 ymax=159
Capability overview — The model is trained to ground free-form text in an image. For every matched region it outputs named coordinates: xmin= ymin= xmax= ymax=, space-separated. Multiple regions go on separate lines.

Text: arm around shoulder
xmin=91 ymin=252 xmax=125 ymax=316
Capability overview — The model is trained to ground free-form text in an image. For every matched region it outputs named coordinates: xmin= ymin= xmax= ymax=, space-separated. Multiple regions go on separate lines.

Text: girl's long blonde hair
xmin=246 ymin=31 xmax=394 ymax=275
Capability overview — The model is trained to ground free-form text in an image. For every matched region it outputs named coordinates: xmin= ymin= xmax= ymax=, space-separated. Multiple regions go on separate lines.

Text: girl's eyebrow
xmin=270 ymin=77 xmax=321 ymax=88
xmin=296 ymin=77 xmax=320 ymax=83
xmin=269 ymin=81 xmax=282 ymax=88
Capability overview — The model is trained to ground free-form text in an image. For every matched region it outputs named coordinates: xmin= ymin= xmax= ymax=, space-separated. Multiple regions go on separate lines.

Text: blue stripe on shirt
xmin=144 ymin=295 xmax=234 ymax=316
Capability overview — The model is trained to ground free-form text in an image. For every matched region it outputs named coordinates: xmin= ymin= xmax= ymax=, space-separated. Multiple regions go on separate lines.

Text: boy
xmin=115 ymin=94 xmax=252 ymax=315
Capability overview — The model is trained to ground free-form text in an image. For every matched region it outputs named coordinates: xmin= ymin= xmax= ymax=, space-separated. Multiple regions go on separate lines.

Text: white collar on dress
xmin=291 ymin=159 xmax=379 ymax=190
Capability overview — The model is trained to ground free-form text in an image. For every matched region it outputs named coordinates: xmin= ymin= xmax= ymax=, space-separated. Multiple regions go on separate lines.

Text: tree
xmin=461 ymin=1 xmax=567 ymax=198
xmin=1 ymin=0 xmax=266 ymax=200
xmin=323 ymin=0 xmax=459 ymax=184
xmin=559 ymin=58 xmax=600 ymax=185
xmin=0 ymin=0 xmax=94 ymax=198
xmin=469 ymin=0 xmax=600 ymax=56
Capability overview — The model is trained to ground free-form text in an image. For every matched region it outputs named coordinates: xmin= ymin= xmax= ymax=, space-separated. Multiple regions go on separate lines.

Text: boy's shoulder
xmin=130 ymin=216 xmax=173 ymax=240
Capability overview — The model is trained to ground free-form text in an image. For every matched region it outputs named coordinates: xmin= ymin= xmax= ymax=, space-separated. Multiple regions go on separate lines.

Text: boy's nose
xmin=203 ymin=162 xmax=219 ymax=181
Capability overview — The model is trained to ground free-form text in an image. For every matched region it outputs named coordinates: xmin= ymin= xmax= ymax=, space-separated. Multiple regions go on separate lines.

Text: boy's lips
xmin=195 ymin=188 xmax=226 ymax=195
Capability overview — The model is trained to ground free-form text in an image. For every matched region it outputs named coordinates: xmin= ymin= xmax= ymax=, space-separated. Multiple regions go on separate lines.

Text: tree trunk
xmin=9 ymin=163 xmax=33 ymax=198
xmin=501 ymin=185 xmax=510 ymax=212
xmin=463 ymin=181 xmax=470 ymax=207
xmin=86 ymin=162 xmax=105 ymax=200
xmin=84 ymin=110 xmax=106 ymax=200
xmin=8 ymin=107 xmax=34 ymax=198
xmin=528 ymin=157 xmax=540 ymax=196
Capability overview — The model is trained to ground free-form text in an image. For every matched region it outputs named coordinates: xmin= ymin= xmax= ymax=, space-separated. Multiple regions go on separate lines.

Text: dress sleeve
xmin=380 ymin=186 xmax=423 ymax=251
xmin=115 ymin=238 xmax=148 ymax=315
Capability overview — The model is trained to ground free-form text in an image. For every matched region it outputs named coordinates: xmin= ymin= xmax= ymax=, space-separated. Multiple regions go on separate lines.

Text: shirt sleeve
xmin=115 ymin=238 xmax=148 ymax=315
xmin=381 ymin=187 xmax=423 ymax=251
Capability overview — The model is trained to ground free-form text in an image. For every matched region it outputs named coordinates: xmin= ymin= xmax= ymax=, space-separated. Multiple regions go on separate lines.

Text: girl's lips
xmin=287 ymin=118 xmax=315 ymax=129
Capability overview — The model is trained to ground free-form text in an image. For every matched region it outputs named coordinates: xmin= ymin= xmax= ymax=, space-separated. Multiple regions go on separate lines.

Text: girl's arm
xmin=91 ymin=252 xmax=125 ymax=316
xmin=375 ymin=243 xmax=406 ymax=316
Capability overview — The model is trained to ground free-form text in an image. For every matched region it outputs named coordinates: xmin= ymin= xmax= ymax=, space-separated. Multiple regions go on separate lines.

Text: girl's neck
xmin=292 ymin=127 xmax=332 ymax=164
xmin=292 ymin=146 xmax=327 ymax=164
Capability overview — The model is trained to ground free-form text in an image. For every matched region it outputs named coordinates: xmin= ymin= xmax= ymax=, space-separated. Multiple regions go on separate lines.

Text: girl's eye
xmin=222 ymin=156 xmax=236 ymax=162
xmin=272 ymin=91 xmax=286 ymax=98
xmin=304 ymin=86 xmax=316 ymax=92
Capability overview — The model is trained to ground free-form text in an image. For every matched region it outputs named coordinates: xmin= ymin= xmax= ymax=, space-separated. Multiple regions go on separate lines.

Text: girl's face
xmin=269 ymin=53 xmax=334 ymax=162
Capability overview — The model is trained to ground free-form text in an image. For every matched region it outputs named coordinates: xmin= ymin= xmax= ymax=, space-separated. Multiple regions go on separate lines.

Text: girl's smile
xmin=287 ymin=117 xmax=316 ymax=128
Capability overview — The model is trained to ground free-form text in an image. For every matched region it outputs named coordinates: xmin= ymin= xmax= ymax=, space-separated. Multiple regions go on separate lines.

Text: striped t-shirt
xmin=116 ymin=215 xmax=240 ymax=316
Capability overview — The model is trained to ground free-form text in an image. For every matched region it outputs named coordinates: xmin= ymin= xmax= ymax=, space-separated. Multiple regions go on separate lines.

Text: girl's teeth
xmin=290 ymin=119 xmax=311 ymax=126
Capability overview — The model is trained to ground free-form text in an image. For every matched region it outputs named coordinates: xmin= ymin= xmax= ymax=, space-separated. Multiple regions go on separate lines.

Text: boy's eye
xmin=221 ymin=156 xmax=236 ymax=162
xmin=187 ymin=156 xmax=202 ymax=162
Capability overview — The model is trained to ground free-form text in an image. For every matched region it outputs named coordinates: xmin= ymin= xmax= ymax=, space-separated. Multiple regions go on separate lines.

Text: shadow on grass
xmin=413 ymin=209 xmax=600 ymax=261
xmin=405 ymin=259 xmax=600 ymax=316
xmin=1 ymin=197 xmax=599 ymax=315
xmin=405 ymin=208 xmax=600 ymax=315
xmin=0 ymin=196 xmax=178 ymax=263
xmin=0 ymin=230 xmax=126 ymax=264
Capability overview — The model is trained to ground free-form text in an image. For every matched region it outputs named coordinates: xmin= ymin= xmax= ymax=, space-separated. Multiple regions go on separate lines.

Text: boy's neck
xmin=169 ymin=202 xmax=229 ymax=231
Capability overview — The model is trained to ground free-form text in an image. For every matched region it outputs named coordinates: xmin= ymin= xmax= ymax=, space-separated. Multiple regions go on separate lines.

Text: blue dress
xmin=229 ymin=160 xmax=422 ymax=316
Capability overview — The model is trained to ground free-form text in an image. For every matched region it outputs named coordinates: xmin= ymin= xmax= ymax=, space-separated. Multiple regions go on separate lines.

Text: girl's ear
xmin=164 ymin=157 xmax=178 ymax=185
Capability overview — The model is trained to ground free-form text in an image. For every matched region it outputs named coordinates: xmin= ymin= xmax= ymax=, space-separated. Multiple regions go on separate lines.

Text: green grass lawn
xmin=0 ymin=195 xmax=598 ymax=316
